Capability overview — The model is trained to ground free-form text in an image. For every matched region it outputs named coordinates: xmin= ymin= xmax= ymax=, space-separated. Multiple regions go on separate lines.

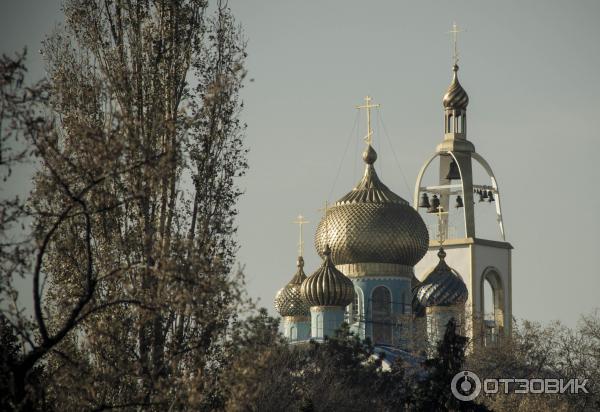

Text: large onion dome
xmin=314 ymin=144 xmax=429 ymax=266
xmin=274 ymin=256 xmax=310 ymax=317
xmin=412 ymin=247 xmax=468 ymax=316
xmin=442 ymin=64 xmax=469 ymax=110
xmin=301 ymin=245 xmax=354 ymax=307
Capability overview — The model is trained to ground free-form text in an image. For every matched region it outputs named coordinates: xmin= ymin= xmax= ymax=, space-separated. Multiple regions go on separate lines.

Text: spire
xmin=441 ymin=23 xmax=470 ymax=139
xmin=443 ymin=22 xmax=469 ymax=111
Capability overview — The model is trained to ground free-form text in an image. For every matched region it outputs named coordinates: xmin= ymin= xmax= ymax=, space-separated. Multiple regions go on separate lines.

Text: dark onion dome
xmin=442 ymin=64 xmax=469 ymax=110
xmin=274 ymin=256 xmax=310 ymax=317
xmin=412 ymin=247 xmax=468 ymax=316
xmin=314 ymin=145 xmax=429 ymax=266
xmin=301 ymin=245 xmax=354 ymax=307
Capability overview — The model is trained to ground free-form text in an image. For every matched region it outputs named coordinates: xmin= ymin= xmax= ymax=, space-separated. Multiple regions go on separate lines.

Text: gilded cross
xmin=448 ymin=22 xmax=465 ymax=65
xmin=293 ymin=214 xmax=309 ymax=257
xmin=436 ymin=206 xmax=449 ymax=245
xmin=356 ymin=96 xmax=380 ymax=145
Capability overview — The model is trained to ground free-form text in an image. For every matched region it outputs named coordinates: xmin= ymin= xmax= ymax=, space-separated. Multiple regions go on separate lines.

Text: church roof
xmin=301 ymin=245 xmax=354 ymax=307
xmin=412 ymin=247 xmax=468 ymax=315
xmin=274 ymin=256 xmax=310 ymax=317
xmin=314 ymin=144 xmax=429 ymax=266
xmin=442 ymin=64 xmax=469 ymax=110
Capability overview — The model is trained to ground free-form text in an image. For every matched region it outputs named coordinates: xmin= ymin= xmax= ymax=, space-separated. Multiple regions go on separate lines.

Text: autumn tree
xmin=0 ymin=50 xmax=63 ymax=411
xmin=1 ymin=1 xmax=251 ymax=410
xmin=466 ymin=312 xmax=600 ymax=412
xmin=225 ymin=323 xmax=417 ymax=412
xmin=411 ymin=318 xmax=489 ymax=412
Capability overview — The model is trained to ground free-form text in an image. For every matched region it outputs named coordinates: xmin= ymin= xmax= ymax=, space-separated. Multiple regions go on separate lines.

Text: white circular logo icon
xmin=451 ymin=370 xmax=482 ymax=401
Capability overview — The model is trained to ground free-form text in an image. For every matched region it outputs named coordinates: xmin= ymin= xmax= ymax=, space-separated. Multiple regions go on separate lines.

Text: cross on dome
xmin=293 ymin=214 xmax=309 ymax=257
xmin=356 ymin=96 xmax=380 ymax=145
xmin=448 ymin=22 xmax=465 ymax=66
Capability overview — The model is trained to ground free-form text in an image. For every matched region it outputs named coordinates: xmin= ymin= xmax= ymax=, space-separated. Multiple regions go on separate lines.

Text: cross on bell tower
xmin=448 ymin=22 xmax=464 ymax=66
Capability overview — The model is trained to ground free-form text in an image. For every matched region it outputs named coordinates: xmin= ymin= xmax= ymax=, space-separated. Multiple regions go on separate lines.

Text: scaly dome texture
xmin=274 ymin=256 xmax=310 ymax=317
xmin=301 ymin=246 xmax=354 ymax=307
xmin=442 ymin=65 xmax=469 ymax=110
xmin=412 ymin=248 xmax=468 ymax=316
xmin=314 ymin=145 xmax=429 ymax=266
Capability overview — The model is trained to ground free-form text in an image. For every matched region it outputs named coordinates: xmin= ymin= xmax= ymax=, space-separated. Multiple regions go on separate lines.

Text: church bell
xmin=478 ymin=190 xmax=485 ymax=202
xmin=427 ymin=194 xmax=440 ymax=213
xmin=445 ymin=160 xmax=461 ymax=180
xmin=487 ymin=191 xmax=495 ymax=202
xmin=455 ymin=195 xmax=464 ymax=208
xmin=419 ymin=192 xmax=431 ymax=209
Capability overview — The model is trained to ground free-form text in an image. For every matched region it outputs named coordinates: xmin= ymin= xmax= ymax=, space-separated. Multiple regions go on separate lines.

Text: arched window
xmin=290 ymin=326 xmax=297 ymax=341
xmin=352 ymin=289 xmax=360 ymax=321
xmin=346 ymin=289 xmax=360 ymax=324
xmin=316 ymin=313 xmax=323 ymax=337
xmin=481 ymin=268 xmax=505 ymax=346
xmin=372 ymin=286 xmax=392 ymax=344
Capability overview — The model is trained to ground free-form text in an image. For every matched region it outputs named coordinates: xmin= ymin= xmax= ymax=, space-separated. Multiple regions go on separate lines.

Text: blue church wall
xmin=283 ymin=318 xmax=311 ymax=342
xmin=310 ymin=307 xmax=345 ymax=340
xmin=349 ymin=277 xmax=412 ymax=345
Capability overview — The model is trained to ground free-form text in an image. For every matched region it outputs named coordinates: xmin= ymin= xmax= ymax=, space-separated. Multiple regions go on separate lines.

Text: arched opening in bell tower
xmin=480 ymin=268 xmax=505 ymax=345
xmin=446 ymin=113 xmax=453 ymax=133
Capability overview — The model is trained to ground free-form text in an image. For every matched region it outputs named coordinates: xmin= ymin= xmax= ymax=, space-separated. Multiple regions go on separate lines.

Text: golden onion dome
xmin=443 ymin=64 xmax=469 ymax=110
xmin=314 ymin=145 xmax=429 ymax=266
xmin=412 ymin=247 xmax=468 ymax=316
xmin=301 ymin=246 xmax=354 ymax=307
xmin=274 ymin=256 xmax=310 ymax=317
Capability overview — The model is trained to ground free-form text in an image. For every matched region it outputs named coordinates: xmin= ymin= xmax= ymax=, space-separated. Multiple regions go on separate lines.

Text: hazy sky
xmin=2 ymin=1 xmax=599 ymax=327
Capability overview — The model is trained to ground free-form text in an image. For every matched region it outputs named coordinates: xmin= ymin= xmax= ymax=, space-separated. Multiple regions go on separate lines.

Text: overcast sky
xmin=2 ymin=1 xmax=599 ymax=327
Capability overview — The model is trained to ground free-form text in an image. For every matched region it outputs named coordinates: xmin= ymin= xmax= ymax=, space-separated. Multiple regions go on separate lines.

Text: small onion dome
xmin=315 ymin=145 xmax=429 ymax=266
xmin=274 ymin=256 xmax=310 ymax=317
xmin=442 ymin=65 xmax=469 ymax=110
xmin=301 ymin=245 xmax=354 ymax=307
xmin=412 ymin=247 xmax=468 ymax=316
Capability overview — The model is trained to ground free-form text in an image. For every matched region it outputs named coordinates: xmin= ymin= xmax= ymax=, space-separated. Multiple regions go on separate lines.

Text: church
xmin=273 ymin=48 xmax=513 ymax=352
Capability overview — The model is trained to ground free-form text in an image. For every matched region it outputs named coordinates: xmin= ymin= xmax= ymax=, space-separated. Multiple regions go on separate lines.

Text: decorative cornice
xmin=309 ymin=306 xmax=346 ymax=313
xmin=429 ymin=237 xmax=513 ymax=250
xmin=335 ymin=262 xmax=413 ymax=278
xmin=283 ymin=315 xmax=310 ymax=323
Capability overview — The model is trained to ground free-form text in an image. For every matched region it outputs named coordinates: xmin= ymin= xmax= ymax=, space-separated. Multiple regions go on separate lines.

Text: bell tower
xmin=413 ymin=25 xmax=512 ymax=343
